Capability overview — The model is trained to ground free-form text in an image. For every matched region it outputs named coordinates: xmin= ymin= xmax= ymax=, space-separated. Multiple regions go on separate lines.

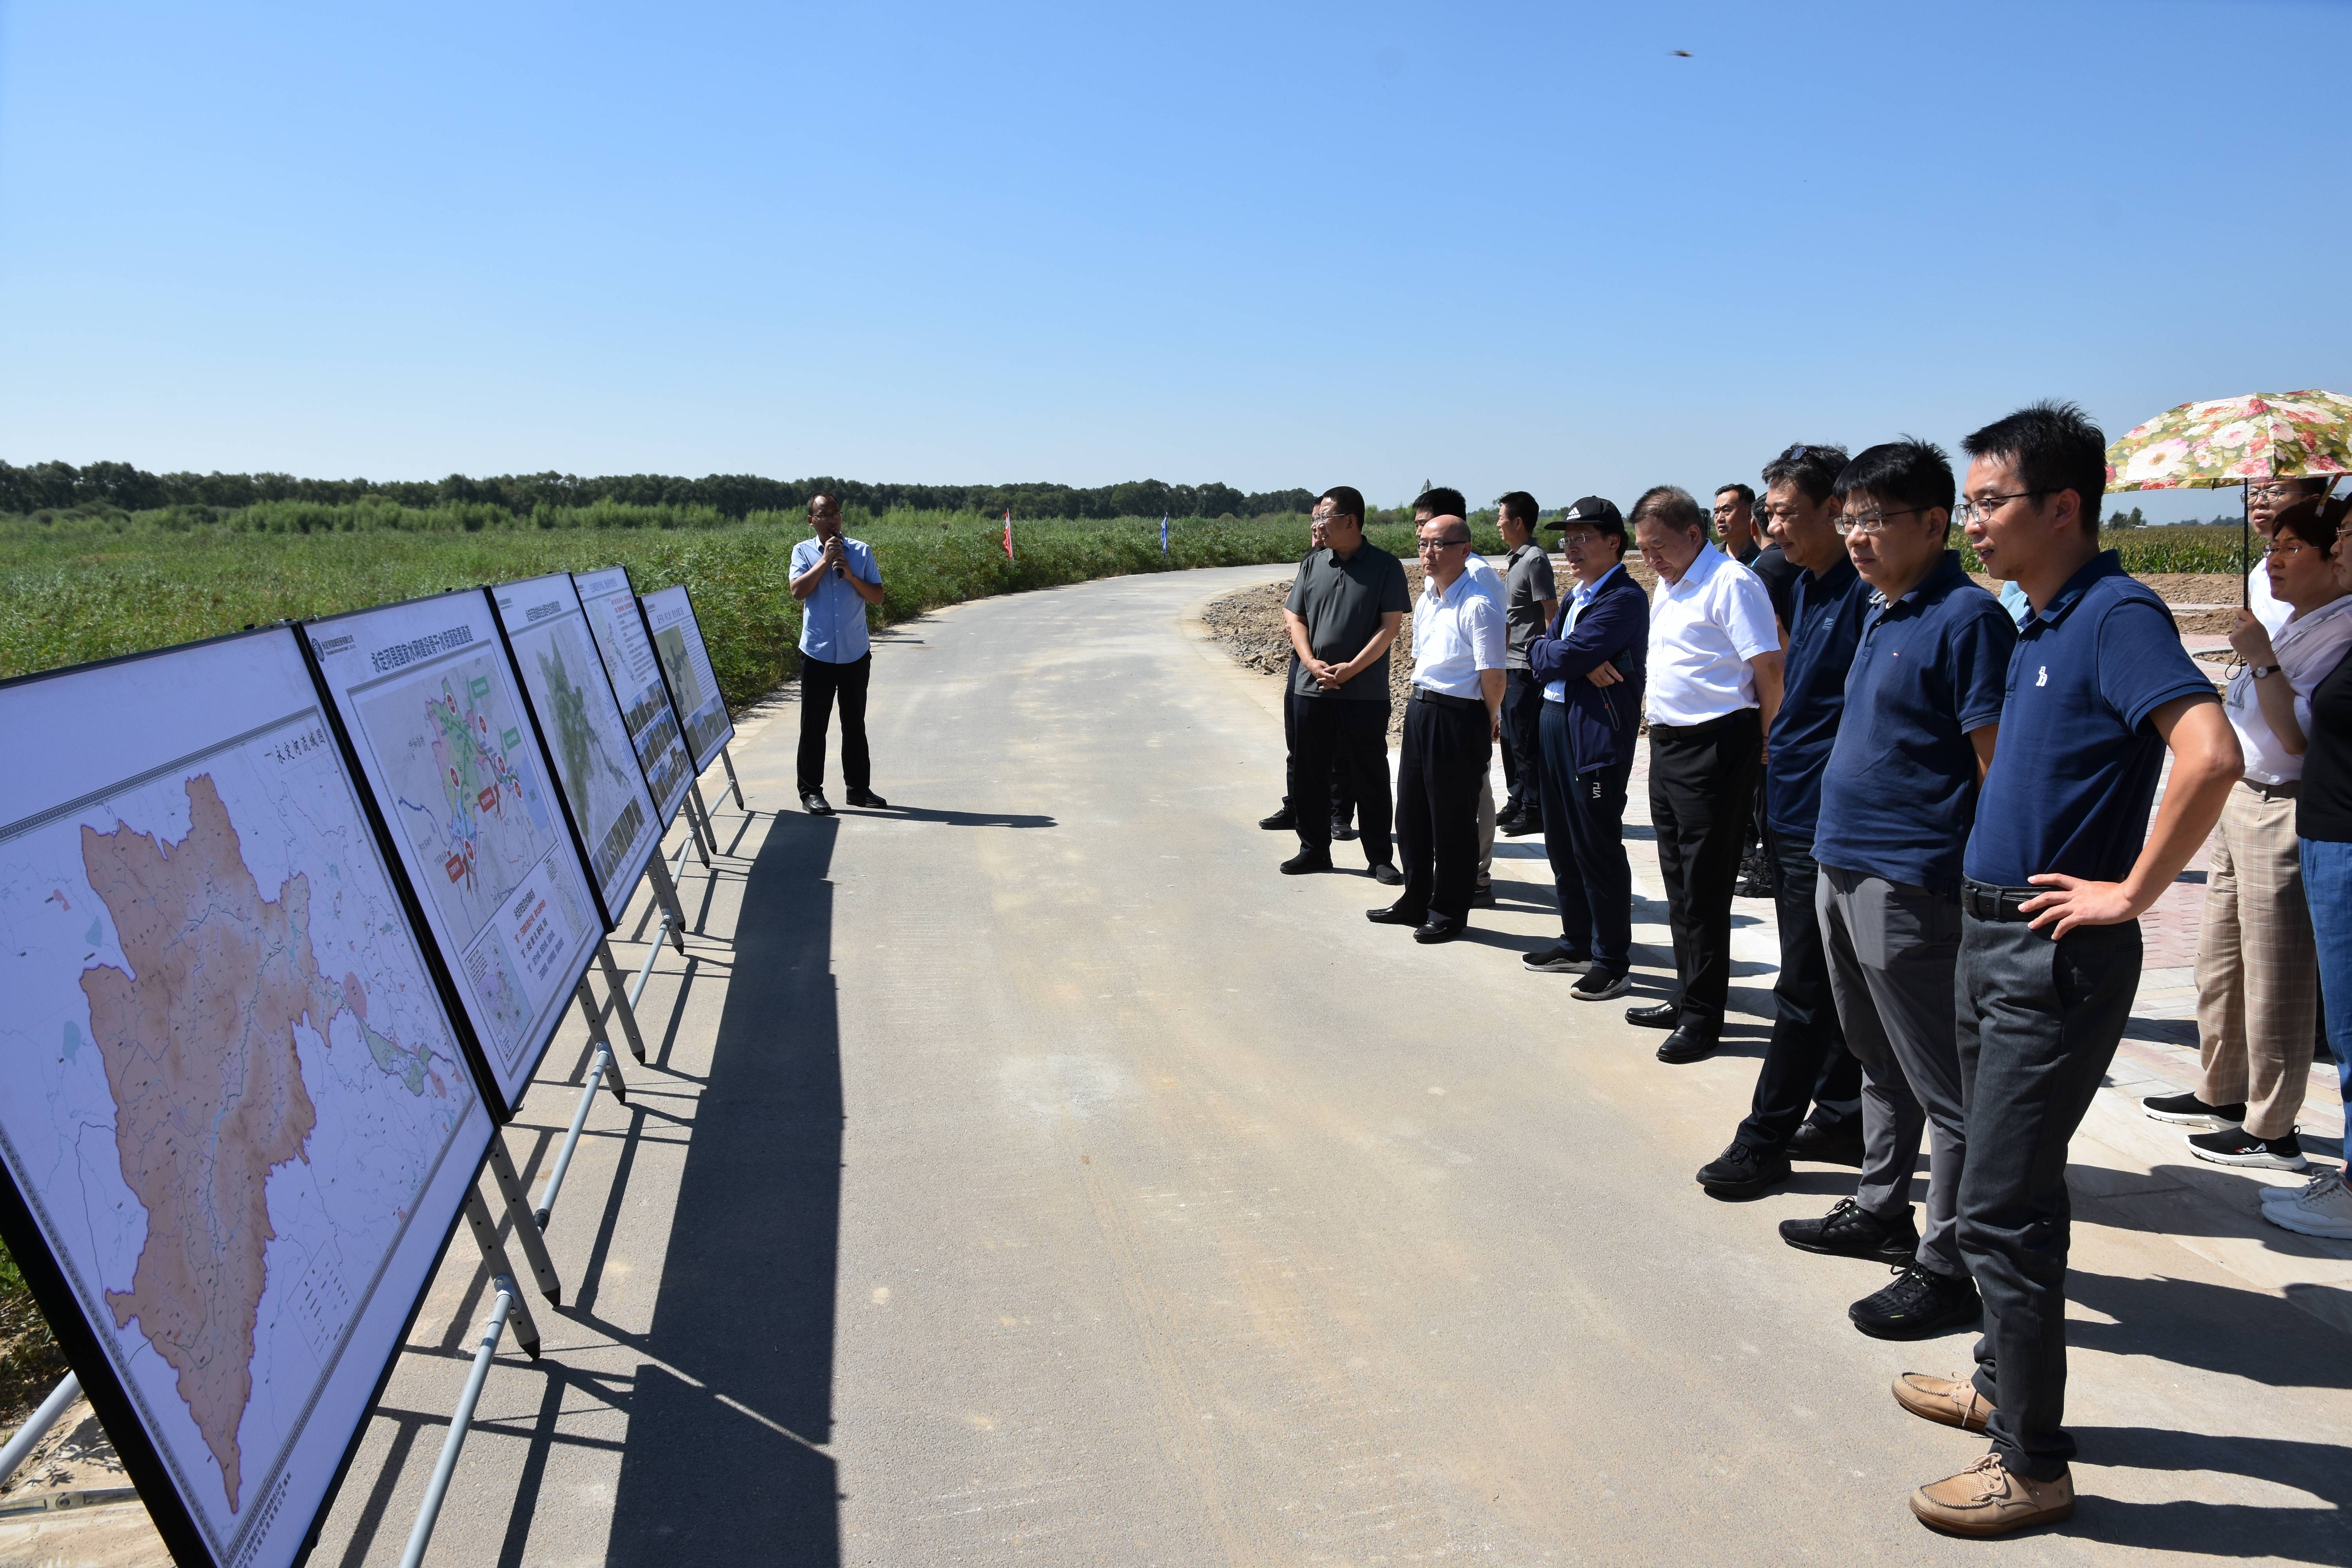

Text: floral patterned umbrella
xmin=2105 ymin=389 xmax=2352 ymax=490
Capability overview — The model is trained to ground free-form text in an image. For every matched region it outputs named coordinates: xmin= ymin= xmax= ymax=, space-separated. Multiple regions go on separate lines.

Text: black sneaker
xmin=1470 ymin=882 xmax=1496 ymax=908
xmin=1850 ymin=1264 xmax=1982 ymax=1341
xmin=2187 ymin=1125 xmax=2308 ymax=1171
xmin=1330 ymin=817 xmax=1359 ymax=842
xmin=1696 ymin=1141 xmax=1790 ymax=1199
xmin=846 ymin=787 xmax=888 ymax=808
xmin=1369 ymin=862 xmax=1404 ymax=886
xmin=1258 ymin=806 xmax=1296 ymax=831
xmin=1279 ymin=847 xmax=1333 ymax=875
xmin=1501 ymin=813 xmax=1543 ymax=838
xmin=2143 ymin=1089 xmax=2246 ymax=1127
xmin=1522 ymin=945 xmax=1591 ymax=973
xmin=1570 ymin=968 xmax=1630 ymax=1002
xmin=1780 ymin=1198 xmax=1920 ymax=1265
xmin=1788 ymin=1112 xmax=1866 ymax=1167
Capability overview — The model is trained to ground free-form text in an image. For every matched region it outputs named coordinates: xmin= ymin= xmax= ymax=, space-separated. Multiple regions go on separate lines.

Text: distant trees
xmin=0 ymin=460 xmax=1319 ymax=522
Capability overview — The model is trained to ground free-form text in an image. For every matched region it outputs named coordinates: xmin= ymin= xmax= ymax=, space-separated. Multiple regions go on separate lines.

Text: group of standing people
xmin=1263 ymin=401 xmax=2352 ymax=1538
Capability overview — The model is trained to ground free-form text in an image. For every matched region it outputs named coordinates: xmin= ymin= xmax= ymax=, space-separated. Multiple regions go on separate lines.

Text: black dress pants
xmin=1396 ymin=695 xmax=1490 ymax=922
xmin=1647 ymin=709 xmax=1760 ymax=1030
xmin=1956 ymin=913 xmax=2139 ymax=1481
xmin=1291 ymin=696 xmax=1391 ymax=862
xmin=1499 ymin=668 xmax=1546 ymax=821
xmin=797 ymin=652 xmax=871 ymax=794
xmin=1734 ymin=831 xmax=1862 ymax=1151
xmin=1536 ymin=701 xmax=1632 ymax=970
xmin=1283 ymin=662 xmax=1356 ymax=824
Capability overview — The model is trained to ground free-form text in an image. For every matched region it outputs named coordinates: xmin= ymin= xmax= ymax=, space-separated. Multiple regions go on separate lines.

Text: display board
xmin=573 ymin=566 xmax=693 ymax=825
xmin=306 ymin=590 xmax=603 ymax=1117
xmin=493 ymin=574 xmax=664 ymax=926
xmin=0 ymin=627 xmax=492 ymax=1568
xmin=638 ymin=584 xmax=735 ymax=776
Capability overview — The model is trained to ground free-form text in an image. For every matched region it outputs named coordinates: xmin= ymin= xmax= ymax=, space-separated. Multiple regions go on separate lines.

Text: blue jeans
xmin=2299 ymin=837 xmax=2352 ymax=1105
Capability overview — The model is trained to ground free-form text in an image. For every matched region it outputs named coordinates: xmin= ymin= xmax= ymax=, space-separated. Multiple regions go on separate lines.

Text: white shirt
xmin=2224 ymin=593 xmax=2352 ymax=784
xmin=2249 ymin=561 xmax=2292 ymax=636
xmin=1412 ymin=560 xmax=1506 ymax=699
xmin=1544 ymin=562 xmax=1626 ymax=703
xmin=1644 ymin=542 xmax=1779 ymax=727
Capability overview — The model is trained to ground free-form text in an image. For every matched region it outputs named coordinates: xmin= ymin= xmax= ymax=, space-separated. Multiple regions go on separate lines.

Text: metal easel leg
xmin=718 ymin=743 xmax=748 ymax=810
xmin=684 ymin=784 xmax=717 ymax=863
xmin=644 ymin=854 xmax=689 ymax=954
xmin=595 ymin=938 xmax=648 ymax=1063
xmin=458 ymin=1189 xmax=541 ymax=1358
xmin=0 ymin=1373 xmax=83 ymax=1489
xmin=533 ymin=981 xmax=626 ymax=1229
xmin=483 ymin=1131 xmax=563 ymax=1304
xmin=398 ymin=1204 xmax=535 ymax=1568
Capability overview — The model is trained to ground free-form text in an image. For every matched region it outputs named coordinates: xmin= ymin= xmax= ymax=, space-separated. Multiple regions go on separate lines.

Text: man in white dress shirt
xmin=1625 ymin=485 xmax=1784 ymax=1063
xmin=1368 ymin=508 xmax=1506 ymax=944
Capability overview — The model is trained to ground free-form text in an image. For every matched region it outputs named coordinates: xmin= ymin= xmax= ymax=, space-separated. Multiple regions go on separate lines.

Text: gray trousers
xmin=1956 ymin=912 xmax=2139 ymax=1481
xmin=1818 ymin=867 xmax=1968 ymax=1279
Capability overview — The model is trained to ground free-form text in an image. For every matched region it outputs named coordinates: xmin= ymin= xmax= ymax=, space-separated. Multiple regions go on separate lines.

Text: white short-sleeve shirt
xmin=2225 ymin=593 xmax=2352 ymax=784
xmin=2249 ymin=561 xmax=2292 ymax=636
xmin=1412 ymin=561 xmax=1506 ymax=699
xmin=1645 ymin=542 xmax=1780 ymax=727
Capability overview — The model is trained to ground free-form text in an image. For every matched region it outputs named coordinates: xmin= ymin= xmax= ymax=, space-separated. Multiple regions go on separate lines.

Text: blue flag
xmin=1160 ymin=514 xmax=1169 ymax=559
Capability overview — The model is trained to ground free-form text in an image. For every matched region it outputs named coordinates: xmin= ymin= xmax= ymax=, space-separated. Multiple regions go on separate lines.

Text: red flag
xmin=1002 ymin=509 xmax=1014 ymax=563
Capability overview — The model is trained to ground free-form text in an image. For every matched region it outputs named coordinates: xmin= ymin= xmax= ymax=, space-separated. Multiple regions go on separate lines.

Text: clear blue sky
xmin=4 ymin=0 xmax=2345 ymax=517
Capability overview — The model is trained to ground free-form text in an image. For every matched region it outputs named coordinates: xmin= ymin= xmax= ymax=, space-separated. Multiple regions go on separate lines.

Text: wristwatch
xmin=2251 ymin=664 xmax=2279 ymax=680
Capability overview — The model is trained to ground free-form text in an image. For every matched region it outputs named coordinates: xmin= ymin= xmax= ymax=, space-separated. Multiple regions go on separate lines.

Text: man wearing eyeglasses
xmin=1896 ymin=402 xmax=2238 ymax=1537
xmin=2247 ymin=476 xmax=2330 ymax=634
xmin=1368 ymin=506 xmax=1505 ymax=942
xmin=1627 ymin=485 xmax=1783 ymax=1063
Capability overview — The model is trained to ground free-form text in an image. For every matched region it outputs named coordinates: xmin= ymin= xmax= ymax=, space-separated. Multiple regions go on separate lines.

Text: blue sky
xmin=4 ymin=0 xmax=2345 ymax=516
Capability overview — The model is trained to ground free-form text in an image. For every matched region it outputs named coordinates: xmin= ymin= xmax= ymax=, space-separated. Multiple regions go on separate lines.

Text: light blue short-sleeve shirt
xmin=792 ymin=535 xmax=881 ymax=664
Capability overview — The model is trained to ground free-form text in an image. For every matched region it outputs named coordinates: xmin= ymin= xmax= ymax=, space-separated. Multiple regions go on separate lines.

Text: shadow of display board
xmin=573 ymin=567 xmax=693 ymax=828
xmin=0 ymin=627 xmax=494 ymax=1568
xmin=493 ymin=574 xmax=665 ymax=929
xmin=638 ymin=585 xmax=735 ymax=777
xmin=305 ymin=590 xmax=606 ymax=1120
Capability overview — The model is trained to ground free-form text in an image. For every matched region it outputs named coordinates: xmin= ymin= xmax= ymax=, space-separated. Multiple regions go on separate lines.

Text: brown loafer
xmin=1893 ymin=1372 xmax=1994 ymax=1433
xmin=1911 ymin=1453 xmax=2073 ymax=1537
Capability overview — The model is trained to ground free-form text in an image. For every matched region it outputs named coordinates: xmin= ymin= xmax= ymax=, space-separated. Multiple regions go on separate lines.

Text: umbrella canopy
xmin=2105 ymin=389 xmax=2352 ymax=491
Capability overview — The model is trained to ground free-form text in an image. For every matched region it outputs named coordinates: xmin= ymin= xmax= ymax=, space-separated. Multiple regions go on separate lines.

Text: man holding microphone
xmin=789 ymin=490 xmax=889 ymax=815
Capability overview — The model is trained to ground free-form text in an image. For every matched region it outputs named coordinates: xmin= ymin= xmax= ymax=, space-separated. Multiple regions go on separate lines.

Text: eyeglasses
xmin=2249 ymin=483 xmax=2314 ymax=503
xmin=2270 ymin=539 xmax=2327 ymax=561
xmin=1836 ymin=507 xmax=1929 ymax=537
xmin=1417 ymin=537 xmax=1471 ymax=554
xmin=1953 ymin=491 xmax=2043 ymax=527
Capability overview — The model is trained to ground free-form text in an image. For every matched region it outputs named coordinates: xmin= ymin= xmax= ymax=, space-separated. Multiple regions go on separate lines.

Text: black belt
xmin=1960 ymin=878 xmax=2038 ymax=922
xmin=1410 ymin=686 xmax=1486 ymax=713
xmin=2244 ymin=777 xmax=2299 ymax=801
xmin=1648 ymin=708 xmax=1758 ymax=738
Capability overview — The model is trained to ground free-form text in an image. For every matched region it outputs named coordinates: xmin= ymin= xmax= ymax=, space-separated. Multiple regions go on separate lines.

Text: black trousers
xmin=797 ymin=652 xmax=871 ymax=793
xmin=1396 ymin=695 xmax=1490 ymax=922
xmin=1292 ymin=696 xmax=1391 ymax=862
xmin=1735 ymin=831 xmax=1862 ymax=1150
xmin=1499 ymin=669 xmax=1547 ymax=820
xmin=1283 ymin=664 xmax=1356 ymax=823
xmin=1957 ymin=913 xmax=2139 ymax=1481
xmin=1647 ymin=709 xmax=1760 ymax=1029
xmin=1536 ymin=702 xmax=1633 ymax=969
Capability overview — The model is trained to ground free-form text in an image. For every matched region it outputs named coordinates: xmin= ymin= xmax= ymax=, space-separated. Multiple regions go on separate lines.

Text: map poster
xmin=0 ymin=626 xmax=492 ymax=1568
xmin=573 ymin=566 xmax=693 ymax=829
xmin=638 ymin=585 xmax=735 ymax=777
xmin=305 ymin=590 xmax=604 ymax=1118
xmin=492 ymin=573 xmax=663 ymax=927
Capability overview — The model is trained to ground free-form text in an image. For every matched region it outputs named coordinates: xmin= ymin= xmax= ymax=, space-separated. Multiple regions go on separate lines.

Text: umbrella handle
xmin=2242 ymin=481 xmax=2251 ymax=610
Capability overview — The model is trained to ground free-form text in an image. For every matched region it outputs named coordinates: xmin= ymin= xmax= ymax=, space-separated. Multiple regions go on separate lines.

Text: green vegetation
xmin=1951 ymin=523 xmax=2249 ymax=576
xmin=0 ymin=1240 xmax=67 ymax=1425
xmin=1 ymin=504 xmax=1508 ymax=707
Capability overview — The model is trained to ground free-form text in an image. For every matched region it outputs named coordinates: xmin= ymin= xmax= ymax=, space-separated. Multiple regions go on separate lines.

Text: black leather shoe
xmin=1469 ymin=882 xmax=1496 ymax=908
xmin=1625 ymin=1000 xmax=1679 ymax=1029
xmin=1656 ymin=1023 xmax=1719 ymax=1063
xmin=1279 ymin=848 xmax=1332 ymax=875
xmin=1501 ymin=813 xmax=1543 ymax=838
xmin=1330 ymin=817 xmax=1359 ymax=841
xmin=1258 ymin=806 xmax=1296 ymax=831
xmin=801 ymin=790 xmax=833 ymax=816
xmin=1369 ymin=862 xmax=1404 ymax=886
xmin=846 ymin=787 xmax=888 ymax=808
xmin=1696 ymin=1141 xmax=1791 ymax=1199
xmin=1780 ymin=1198 xmax=1920 ymax=1265
xmin=1412 ymin=915 xmax=1466 ymax=944
xmin=1850 ymin=1264 xmax=1981 ymax=1341
xmin=1367 ymin=902 xmax=1424 ymax=926
xmin=1789 ymin=1112 xmax=1867 ymax=1167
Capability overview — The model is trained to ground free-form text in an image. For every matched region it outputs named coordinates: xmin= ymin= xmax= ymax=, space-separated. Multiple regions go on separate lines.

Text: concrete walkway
xmin=278 ymin=563 xmax=2347 ymax=1568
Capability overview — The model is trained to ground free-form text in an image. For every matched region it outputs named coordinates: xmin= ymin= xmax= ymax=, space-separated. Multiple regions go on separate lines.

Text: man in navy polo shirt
xmin=1896 ymin=403 xmax=2239 ymax=1538
xmin=1791 ymin=441 xmax=2014 ymax=1345
xmin=1695 ymin=442 xmax=1871 ymax=1179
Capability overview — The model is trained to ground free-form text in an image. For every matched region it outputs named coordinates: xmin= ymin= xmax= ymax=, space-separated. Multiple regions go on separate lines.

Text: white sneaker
xmin=2261 ymin=1171 xmax=2337 ymax=1206
xmin=2262 ymin=1171 xmax=2352 ymax=1240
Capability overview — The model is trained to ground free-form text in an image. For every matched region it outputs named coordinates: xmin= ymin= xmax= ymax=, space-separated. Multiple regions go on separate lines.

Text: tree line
xmin=0 ymin=460 xmax=1319 ymax=523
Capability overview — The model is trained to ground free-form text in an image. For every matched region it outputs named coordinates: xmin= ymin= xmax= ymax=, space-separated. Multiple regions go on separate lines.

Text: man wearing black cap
xmin=1523 ymin=496 xmax=1648 ymax=995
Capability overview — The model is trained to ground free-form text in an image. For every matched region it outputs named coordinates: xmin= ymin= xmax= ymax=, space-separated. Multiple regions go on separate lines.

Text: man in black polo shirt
xmin=1496 ymin=491 xmax=1557 ymax=837
xmin=1260 ymin=508 xmax=1356 ymax=838
xmin=1897 ymin=403 xmax=2238 ymax=1537
xmin=1279 ymin=486 xmax=1409 ymax=884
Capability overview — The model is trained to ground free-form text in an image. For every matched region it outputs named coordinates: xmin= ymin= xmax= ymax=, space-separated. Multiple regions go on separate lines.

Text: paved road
xmin=296 ymin=564 xmax=2347 ymax=1568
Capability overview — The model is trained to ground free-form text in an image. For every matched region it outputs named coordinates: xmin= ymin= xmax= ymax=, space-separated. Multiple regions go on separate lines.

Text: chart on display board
xmin=639 ymin=585 xmax=735 ymax=775
xmin=0 ymin=627 xmax=492 ymax=1568
xmin=494 ymin=573 xmax=665 ymax=925
xmin=307 ymin=590 xmax=604 ymax=1117
xmin=573 ymin=566 xmax=694 ymax=824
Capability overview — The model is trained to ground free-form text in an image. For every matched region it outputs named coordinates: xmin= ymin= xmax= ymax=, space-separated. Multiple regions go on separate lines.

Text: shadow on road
xmin=2067 ymin=1426 xmax=2351 ymax=1564
xmin=608 ymin=812 xmax=845 ymax=1565
xmin=838 ymin=804 xmax=1056 ymax=829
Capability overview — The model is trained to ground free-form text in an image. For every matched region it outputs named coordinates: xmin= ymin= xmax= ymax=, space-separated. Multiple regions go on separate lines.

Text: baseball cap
xmin=1545 ymin=495 xmax=1625 ymax=539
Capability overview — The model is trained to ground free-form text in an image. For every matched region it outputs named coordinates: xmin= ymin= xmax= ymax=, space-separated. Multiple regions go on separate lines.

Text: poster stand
xmin=686 ymin=781 xmax=721 ymax=856
xmin=530 ymin=979 xmax=629 ymax=1231
xmin=0 ymin=1372 xmax=83 ymax=1493
xmin=716 ymin=744 xmax=748 ymax=811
